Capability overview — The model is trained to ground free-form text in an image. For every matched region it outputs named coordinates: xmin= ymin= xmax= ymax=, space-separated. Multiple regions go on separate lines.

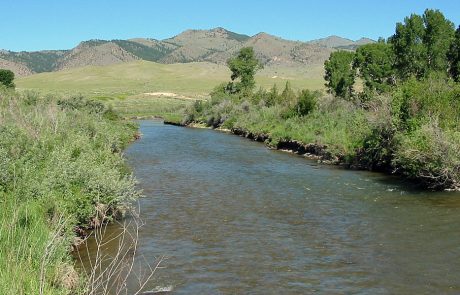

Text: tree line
xmin=324 ymin=9 xmax=460 ymax=99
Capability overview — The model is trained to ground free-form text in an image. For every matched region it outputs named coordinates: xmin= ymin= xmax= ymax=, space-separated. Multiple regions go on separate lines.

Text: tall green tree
xmin=280 ymin=81 xmax=296 ymax=106
xmin=295 ymin=90 xmax=318 ymax=116
xmin=265 ymin=83 xmax=279 ymax=106
xmin=0 ymin=69 xmax=15 ymax=88
xmin=390 ymin=13 xmax=426 ymax=79
xmin=390 ymin=9 xmax=455 ymax=79
xmin=227 ymin=47 xmax=261 ymax=94
xmin=448 ymin=26 xmax=460 ymax=82
xmin=324 ymin=51 xmax=356 ymax=99
xmin=354 ymin=42 xmax=395 ymax=94
xmin=423 ymin=9 xmax=455 ymax=73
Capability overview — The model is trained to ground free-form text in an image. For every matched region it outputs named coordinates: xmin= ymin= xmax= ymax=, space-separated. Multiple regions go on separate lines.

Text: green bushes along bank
xmin=0 ymin=87 xmax=139 ymax=294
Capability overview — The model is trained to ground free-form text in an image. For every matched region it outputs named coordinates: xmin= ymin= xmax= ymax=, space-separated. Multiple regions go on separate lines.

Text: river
xmin=78 ymin=120 xmax=460 ymax=294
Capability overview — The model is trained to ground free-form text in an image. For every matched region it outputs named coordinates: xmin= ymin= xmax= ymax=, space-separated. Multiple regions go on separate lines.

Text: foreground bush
xmin=0 ymin=87 xmax=139 ymax=294
xmin=390 ymin=77 xmax=460 ymax=189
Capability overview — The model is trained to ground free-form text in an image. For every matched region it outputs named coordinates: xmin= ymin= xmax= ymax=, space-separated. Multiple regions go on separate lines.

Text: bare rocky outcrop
xmin=0 ymin=58 xmax=34 ymax=76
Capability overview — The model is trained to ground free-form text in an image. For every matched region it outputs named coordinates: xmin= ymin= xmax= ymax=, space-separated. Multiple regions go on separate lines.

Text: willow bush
xmin=0 ymin=87 xmax=139 ymax=294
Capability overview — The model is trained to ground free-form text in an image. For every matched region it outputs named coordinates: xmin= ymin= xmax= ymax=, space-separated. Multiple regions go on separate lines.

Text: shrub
xmin=0 ymin=88 xmax=139 ymax=293
xmin=296 ymin=90 xmax=318 ymax=116
xmin=391 ymin=76 xmax=460 ymax=131
xmin=0 ymin=69 xmax=15 ymax=88
xmin=393 ymin=118 xmax=460 ymax=189
xmin=57 ymin=95 xmax=105 ymax=114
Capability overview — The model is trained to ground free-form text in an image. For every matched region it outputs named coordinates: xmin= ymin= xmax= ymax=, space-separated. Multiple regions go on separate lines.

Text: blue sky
xmin=1 ymin=0 xmax=459 ymax=51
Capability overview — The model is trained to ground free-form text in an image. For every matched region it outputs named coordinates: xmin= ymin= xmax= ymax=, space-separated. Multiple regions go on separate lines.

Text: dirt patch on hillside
xmin=143 ymin=92 xmax=195 ymax=100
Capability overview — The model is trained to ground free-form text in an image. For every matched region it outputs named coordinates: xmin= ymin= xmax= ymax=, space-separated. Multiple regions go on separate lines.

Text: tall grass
xmin=0 ymin=86 xmax=139 ymax=294
xmin=109 ymin=94 xmax=193 ymax=122
xmin=76 ymin=205 xmax=164 ymax=295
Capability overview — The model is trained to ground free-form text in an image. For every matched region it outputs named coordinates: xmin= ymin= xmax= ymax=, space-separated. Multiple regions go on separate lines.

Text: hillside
xmin=306 ymin=35 xmax=377 ymax=50
xmin=0 ymin=57 xmax=34 ymax=76
xmin=55 ymin=41 xmax=140 ymax=70
xmin=1 ymin=28 xmax=374 ymax=76
xmin=307 ymin=35 xmax=356 ymax=48
xmin=159 ymin=27 xmax=250 ymax=63
xmin=16 ymin=60 xmax=325 ymax=97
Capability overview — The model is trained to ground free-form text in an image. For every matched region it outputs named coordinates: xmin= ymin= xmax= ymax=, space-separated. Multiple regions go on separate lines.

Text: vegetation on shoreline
xmin=110 ymin=94 xmax=193 ymax=122
xmin=184 ymin=9 xmax=460 ymax=190
xmin=0 ymin=86 xmax=139 ymax=294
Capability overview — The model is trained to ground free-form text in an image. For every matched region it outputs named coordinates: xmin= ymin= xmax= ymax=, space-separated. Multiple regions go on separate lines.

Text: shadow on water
xmin=77 ymin=120 xmax=460 ymax=295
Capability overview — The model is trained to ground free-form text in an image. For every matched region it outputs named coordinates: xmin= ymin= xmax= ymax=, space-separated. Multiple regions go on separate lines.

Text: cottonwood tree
xmin=423 ymin=9 xmax=455 ymax=72
xmin=324 ymin=51 xmax=356 ymax=99
xmin=448 ymin=26 xmax=460 ymax=82
xmin=354 ymin=42 xmax=395 ymax=94
xmin=226 ymin=47 xmax=261 ymax=94
xmin=390 ymin=9 xmax=455 ymax=79
xmin=390 ymin=13 xmax=427 ymax=79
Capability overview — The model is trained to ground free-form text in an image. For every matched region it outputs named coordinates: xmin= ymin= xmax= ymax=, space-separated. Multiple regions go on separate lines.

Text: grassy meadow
xmin=16 ymin=60 xmax=325 ymax=119
xmin=17 ymin=61 xmax=325 ymax=97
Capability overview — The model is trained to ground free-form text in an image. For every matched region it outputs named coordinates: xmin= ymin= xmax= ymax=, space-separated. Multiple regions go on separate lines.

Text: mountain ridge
xmin=0 ymin=28 xmax=374 ymax=77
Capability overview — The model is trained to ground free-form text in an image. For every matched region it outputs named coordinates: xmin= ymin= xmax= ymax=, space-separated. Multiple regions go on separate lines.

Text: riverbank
xmin=164 ymin=122 xmax=376 ymax=171
xmin=0 ymin=88 xmax=140 ymax=294
xmin=231 ymin=127 xmax=339 ymax=163
xmin=166 ymin=120 xmax=458 ymax=191
xmin=179 ymin=77 xmax=460 ymax=191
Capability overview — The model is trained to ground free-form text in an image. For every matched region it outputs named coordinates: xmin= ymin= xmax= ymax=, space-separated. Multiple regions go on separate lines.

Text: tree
xmin=354 ymin=42 xmax=395 ymax=94
xmin=295 ymin=90 xmax=318 ymax=116
xmin=265 ymin=83 xmax=279 ymax=107
xmin=324 ymin=51 xmax=356 ymax=99
xmin=0 ymin=69 xmax=15 ymax=88
xmin=280 ymin=81 xmax=296 ymax=106
xmin=390 ymin=13 xmax=426 ymax=79
xmin=448 ymin=26 xmax=460 ymax=82
xmin=423 ymin=9 xmax=455 ymax=73
xmin=227 ymin=47 xmax=261 ymax=94
xmin=390 ymin=9 xmax=455 ymax=79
